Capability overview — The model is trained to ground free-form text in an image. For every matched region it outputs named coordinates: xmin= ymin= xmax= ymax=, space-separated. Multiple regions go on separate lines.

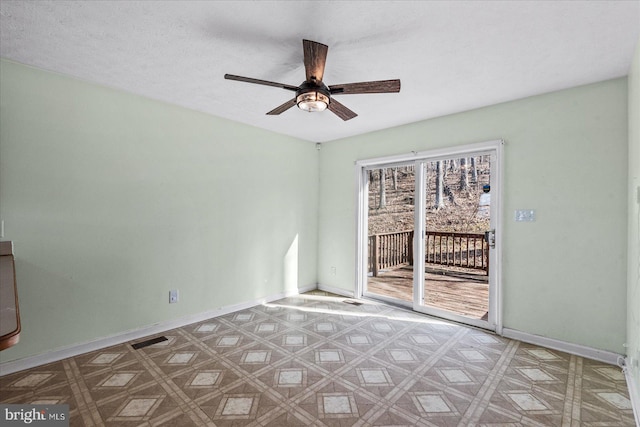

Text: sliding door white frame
xmin=355 ymin=139 xmax=504 ymax=333
xmin=355 ymin=159 xmax=417 ymax=307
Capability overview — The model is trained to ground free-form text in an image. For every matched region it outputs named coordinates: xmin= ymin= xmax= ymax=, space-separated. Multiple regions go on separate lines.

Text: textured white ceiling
xmin=1 ymin=1 xmax=638 ymax=142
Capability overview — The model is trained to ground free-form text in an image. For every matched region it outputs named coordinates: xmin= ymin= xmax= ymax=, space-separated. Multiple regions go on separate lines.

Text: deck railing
xmin=368 ymin=230 xmax=488 ymax=276
xmin=368 ymin=230 xmax=414 ymax=277
xmin=425 ymin=231 xmax=489 ymax=273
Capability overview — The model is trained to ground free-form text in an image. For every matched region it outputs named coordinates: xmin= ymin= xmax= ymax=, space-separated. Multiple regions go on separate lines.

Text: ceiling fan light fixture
xmin=225 ymin=39 xmax=399 ymax=120
xmin=296 ymin=91 xmax=329 ymax=112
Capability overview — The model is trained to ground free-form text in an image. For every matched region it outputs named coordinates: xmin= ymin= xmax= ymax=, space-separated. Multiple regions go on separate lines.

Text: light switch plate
xmin=515 ymin=209 xmax=535 ymax=222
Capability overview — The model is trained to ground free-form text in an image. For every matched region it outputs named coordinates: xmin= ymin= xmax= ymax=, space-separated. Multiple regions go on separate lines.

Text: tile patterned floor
xmin=0 ymin=291 xmax=635 ymax=426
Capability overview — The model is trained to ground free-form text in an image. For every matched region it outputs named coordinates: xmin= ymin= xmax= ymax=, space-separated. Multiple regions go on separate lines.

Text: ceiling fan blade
xmin=303 ymin=39 xmax=328 ymax=83
xmin=328 ymin=98 xmax=357 ymax=121
xmin=329 ymin=79 xmax=401 ymax=95
xmin=266 ymin=98 xmax=297 ymax=115
xmin=224 ymin=74 xmax=298 ymax=91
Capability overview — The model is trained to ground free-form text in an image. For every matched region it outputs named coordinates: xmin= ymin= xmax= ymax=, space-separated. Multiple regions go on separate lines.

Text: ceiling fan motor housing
xmin=296 ymin=81 xmax=331 ymax=112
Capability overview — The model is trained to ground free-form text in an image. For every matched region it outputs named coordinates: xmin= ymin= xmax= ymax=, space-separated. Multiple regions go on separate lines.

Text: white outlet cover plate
xmin=169 ymin=290 xmax=178 ymax=303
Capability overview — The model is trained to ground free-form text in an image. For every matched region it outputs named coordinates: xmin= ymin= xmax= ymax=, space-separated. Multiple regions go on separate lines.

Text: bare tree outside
xmin=368 ymin=155 xmax=490 ymax=235
xmin=435 ymin=160 xmax=445 ymax=209
xmin=470 ymin=157 xmax=478 ymax=183
xmin=367 ymin=165 xmax=415 ymax=233
xmin=448 ymin=158 xmax=457 ymax=173
xmin=392 ymin=167 xmax=398 ymax=191
xmin=379 ymin=168 xmax=386 ymax=208
xmin=459 ymin=157 xmax=469 ymax=192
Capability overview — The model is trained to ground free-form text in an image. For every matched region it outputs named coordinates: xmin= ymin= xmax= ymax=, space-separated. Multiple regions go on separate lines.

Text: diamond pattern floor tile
xmin=0 ymin=290 xmax=635 ymax=426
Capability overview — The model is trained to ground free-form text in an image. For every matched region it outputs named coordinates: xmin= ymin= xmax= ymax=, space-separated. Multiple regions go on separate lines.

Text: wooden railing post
xmin=408 ymin=230 xmax=414 ymax=266
xmin=372 ymin=234 xmax=379 ymax=277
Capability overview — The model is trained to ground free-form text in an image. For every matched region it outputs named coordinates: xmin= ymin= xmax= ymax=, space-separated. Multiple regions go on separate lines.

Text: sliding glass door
xmin=363 ymin=163 xmax=416 ymax=307
xmin=413 ymin=151 xmax=498 ymax=329
xmin=357 ymin=141 xmax=502 ymax=331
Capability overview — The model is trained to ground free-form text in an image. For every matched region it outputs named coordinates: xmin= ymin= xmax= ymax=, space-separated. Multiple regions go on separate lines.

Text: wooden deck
xmin=366 ymin=264 xmax=489 ymax=320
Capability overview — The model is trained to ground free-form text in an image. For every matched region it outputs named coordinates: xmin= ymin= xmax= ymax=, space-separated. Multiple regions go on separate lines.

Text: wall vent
xmin=131 ymin=336 xmax=168 ymax=350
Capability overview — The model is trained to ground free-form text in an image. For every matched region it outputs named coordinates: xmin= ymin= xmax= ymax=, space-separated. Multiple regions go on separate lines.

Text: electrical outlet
xmin=331 ymin=267 xmax=336 ymax=275
xmin=169 ymin=290 xmax=179 ymax=304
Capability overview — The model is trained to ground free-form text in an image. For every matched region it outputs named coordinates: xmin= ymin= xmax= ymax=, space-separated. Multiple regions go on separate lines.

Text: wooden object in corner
xmin=0 ymin=241 xmax=20 ymax=350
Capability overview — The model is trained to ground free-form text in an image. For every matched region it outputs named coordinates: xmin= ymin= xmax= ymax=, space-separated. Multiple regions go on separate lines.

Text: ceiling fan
xmin=224 ymin=39 xmax=401 ymax=121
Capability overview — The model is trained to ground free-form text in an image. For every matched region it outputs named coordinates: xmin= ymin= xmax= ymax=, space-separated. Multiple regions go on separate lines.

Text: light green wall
xmin=0 ymin=56 xmax=632 ymax=364
xmin=318 ymin=78 xmax=628 ymax=353
xmin=628 ymin=38 xmax=640 ymax=394
xmin=0 ymin=60 xmax=318 ymax=362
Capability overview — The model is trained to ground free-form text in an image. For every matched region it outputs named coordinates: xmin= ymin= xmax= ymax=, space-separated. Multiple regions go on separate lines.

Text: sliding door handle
xmin=484 ymin=229 xmax=496 ymax=248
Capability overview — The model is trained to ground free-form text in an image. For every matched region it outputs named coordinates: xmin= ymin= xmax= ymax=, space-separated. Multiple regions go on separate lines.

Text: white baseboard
xmin=502 ymin=328 xmax=623 ymax=365
xmin=624 ymin=362 xmax=640 ymax=427
xmin=296 ymin=283 xmax=317 ymax=294
xmin=316 ymin=283 xmax=354 ymax=298
xmin=0 ymin=284 xmax=317 ymax=376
